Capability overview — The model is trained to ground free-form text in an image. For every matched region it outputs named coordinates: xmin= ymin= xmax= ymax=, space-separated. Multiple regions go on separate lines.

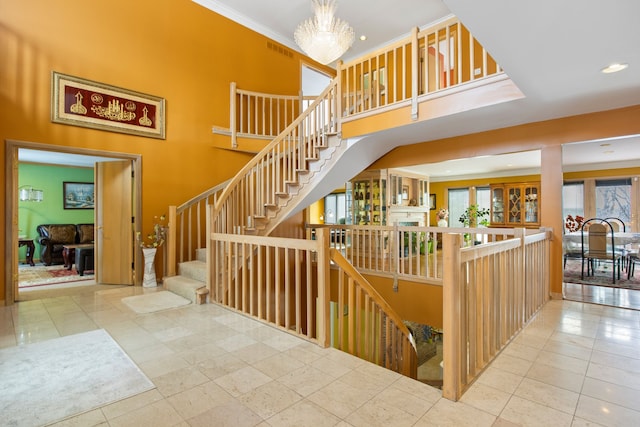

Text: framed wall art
xmin=429 ymin=194 xmax=436 ymax=210
xmin=52 ymin=71 xmax=165 ymax=139
xmin=63 ymin=182 xmax=95 ymax=209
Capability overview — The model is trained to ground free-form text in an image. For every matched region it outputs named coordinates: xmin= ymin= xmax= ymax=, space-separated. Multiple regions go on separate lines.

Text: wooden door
xmin=95 ymin=160 xmax=133 ymax=285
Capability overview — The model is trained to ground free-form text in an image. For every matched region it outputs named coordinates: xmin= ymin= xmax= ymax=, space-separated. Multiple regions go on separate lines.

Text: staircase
xmin=164 ymin=248 xmax=208 ymax=304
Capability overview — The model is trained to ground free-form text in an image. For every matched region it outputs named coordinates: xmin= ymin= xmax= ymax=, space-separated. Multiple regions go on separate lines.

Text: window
xmin=563 ymin=182 xmax=584 ymax=221
xmin=476 ymin=187 xmax=491 ymax=225
xmin=595 ymin=179 xmax=631 ymax=224
xmin=448 ymin=188 xmax=469 ymax=227
xmin=324 ymin=193 xmax=346 ymax=224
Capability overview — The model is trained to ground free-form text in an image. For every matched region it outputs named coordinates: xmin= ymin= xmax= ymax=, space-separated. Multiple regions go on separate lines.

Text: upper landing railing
xmin=223 ymin=17 xmax=502 ymax=148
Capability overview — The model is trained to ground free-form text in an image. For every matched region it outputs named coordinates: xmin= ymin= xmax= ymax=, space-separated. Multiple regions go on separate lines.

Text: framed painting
xmin=63 ymin=182 xmax=95 ymax=209
xmin=52 ymin=71 xmax=166 ymax=139
xmin=429 ymin=194 xmax=436 ymax=210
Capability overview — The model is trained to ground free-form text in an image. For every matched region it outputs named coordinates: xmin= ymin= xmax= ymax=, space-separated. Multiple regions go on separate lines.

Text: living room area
xmin=18 ymin=158 xmax=97 ymax=291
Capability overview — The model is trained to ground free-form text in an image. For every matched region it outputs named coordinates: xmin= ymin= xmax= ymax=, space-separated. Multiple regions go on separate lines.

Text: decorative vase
xmin=142 ymin=247 xmax=158 ymax=287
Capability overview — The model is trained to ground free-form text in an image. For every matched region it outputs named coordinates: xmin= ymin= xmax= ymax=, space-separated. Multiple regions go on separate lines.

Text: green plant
xmin=459 ymin=204 xmax=490 ymax=228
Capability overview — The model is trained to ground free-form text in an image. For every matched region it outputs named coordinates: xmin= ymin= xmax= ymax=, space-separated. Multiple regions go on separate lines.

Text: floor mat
xmin=19 ymin=264 xmax=94 ymax=288
xmin=122 ymin=290 xmax=192 ymax=314
xmin=0 ymin=329 xmax=155 ymax=426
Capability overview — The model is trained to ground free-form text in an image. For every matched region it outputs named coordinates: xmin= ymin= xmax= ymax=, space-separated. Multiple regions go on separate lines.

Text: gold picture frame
xmin=51 ymin=71 xmax=165 ymax=139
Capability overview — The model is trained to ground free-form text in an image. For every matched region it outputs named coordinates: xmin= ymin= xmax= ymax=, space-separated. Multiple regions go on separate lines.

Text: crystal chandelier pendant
xmin=294 ymin=0 xmax=355 ymax=65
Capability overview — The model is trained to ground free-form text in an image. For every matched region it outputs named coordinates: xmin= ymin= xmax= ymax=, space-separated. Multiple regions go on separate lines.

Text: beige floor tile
xmin=215 ymin=333 xmax=259 ymax=352
xmin=501 ymin=395 xmax=573 ymax=427
xmin=346 ymin=392 xmax=423 ymax=427
xmin=575 ymin=395 xmax=640 ymax=427
xmin=100 ymin=389 xmax=165 ymax=420
xmin=308 ymin=379 xmax=372 ymax=418
xmin=49 ymin=408 xmax=107 ymax=427
xmin=526 ymin=362 xmax=585 ymax=393
xmin=265 ymin=399 xmax=341 ymax=427
xmin=581 ymin=377 xmax=640 ymax=412
xmin=490 ymin=353 xmax=533 ymax=376
xmin=231 ymin=342 xmax=281 ymax=364
xmin=415 ymin=397 xmax=496 ymax=427
xmin=589 ymin=350 xmax=640 ymax=374
xmin=550 ymin=331 xmax=595 ymax=349
xmin=187 ymin=400 xmax=263 ymax=427
xmin=252 ymin=352 xmax=306 ymax=380
xmin=214 ymin=365 xmax=274 ymax=397
xmin=108 ymin=400 xmax=184 ymax=427
xmin=514 ymin=377 xmax=579 ymax=415
xmin=476 ymin=366 xmax=524 ymax=394
xmin=535 ymin=350 xmax=589 ymax=375
xmin=542 ymin=339 xmax=593 ymax=361
xmin=460 ymin=382 xmax=512 ymax=416
xmin=197 ymin=352 xmax=249 ymax=380
xmin=138 ymin=352 xmax=191 ymax=379
xmin=592 ymin=339 xmax=640 ymax=360
xmin=166 ymin=381 xmax=233 ymax=420
xmin=153 ymin=365 xmax=210 ymax=397
xmin=501 ymin=342 xmax=541 ymax=362
xmin=277 ymin=365 xmax=336 ymax=397
xmin=586 ymin=362 xmax=640 ymax=391
xmin=238 ymin=380 xmax=302 ymax=419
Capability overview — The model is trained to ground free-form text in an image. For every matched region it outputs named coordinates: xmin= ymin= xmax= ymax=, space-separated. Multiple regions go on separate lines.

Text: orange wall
xmin=0 ymin=0 xmax=329 ymax=302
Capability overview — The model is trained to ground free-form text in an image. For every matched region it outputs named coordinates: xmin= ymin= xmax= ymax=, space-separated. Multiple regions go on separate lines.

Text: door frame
xmin=4 ymin=139 xmax=142 ymax=304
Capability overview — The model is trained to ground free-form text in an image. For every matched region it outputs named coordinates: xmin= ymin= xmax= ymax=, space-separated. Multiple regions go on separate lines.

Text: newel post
xmin=230 ymin=82 xmax=237 ymax=148
xmin=315 ymin=228 xmax=331 ymax=348
xmin=442 ymin=232 xmax=463 ymax=401
xmin=167 ymin=205 xmax=177 ymax=277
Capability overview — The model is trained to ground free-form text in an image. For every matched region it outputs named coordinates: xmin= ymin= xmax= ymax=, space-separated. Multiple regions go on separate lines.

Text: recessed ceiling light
xmin=600 ymin=143 xmax=611 ymax=147
xmin=601 ymin=63 xmax=628 ymax=74
xmin=359 ymin=35 xmax=367 ymax=41
xmin=603 ymin=150 xmax=614 ymax=154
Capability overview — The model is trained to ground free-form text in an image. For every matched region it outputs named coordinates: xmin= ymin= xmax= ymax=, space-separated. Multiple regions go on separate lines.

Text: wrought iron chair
xmin=581 ymin=218 xmax=623 ymax=283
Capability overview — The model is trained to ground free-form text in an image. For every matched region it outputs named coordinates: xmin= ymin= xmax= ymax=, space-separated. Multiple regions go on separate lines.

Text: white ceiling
xmin=22 ymin=1 xmax=640 ymax=178
xmin=193 ymin=0 xmax=640 ymax=178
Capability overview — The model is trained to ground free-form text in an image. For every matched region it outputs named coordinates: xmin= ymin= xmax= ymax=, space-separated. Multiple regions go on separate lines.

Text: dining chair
xmin=626 ymin=243 xmax=640 ymax=280
xmin=581 ymin=218 xmax=623 ymax=283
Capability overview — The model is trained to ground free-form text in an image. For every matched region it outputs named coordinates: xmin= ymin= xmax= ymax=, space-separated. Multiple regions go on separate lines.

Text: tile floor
xmin=2 ymin=284 xmax=640 ymax=426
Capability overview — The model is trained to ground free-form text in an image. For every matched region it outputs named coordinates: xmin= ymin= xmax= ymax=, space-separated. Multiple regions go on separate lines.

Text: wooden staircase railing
xmin=212 ymin=79 xmax=341 ymax=236
xmin=209 ymin=227 xmax=417 ymax=378
xmin=166 ymin=180 xmax=230 ymax=277
xmin=329 ymin=247 xmax=418 ymax=379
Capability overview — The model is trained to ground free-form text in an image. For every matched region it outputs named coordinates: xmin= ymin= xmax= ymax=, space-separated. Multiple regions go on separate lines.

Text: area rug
xmin=122 ymin=291 xmax=191 ymax=314
xmin=19 ymin=265 xmax=94 ymax=288
xmin=0 ymin=329 xmax=155 ymax=426
xmin=563 ymin=258 xmax=640 ymax=290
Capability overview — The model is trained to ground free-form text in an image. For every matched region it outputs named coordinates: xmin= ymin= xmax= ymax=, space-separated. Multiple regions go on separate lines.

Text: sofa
xmin=36 ymin=224 xmax=94 ymax=266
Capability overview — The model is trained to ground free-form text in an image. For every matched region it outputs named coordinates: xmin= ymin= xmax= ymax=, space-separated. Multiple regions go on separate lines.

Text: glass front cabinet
xmin=347 ymin=169 xmax=429 ymax=226
xmin=490 ymin=182 xmax=540 ymax=227
xmin=347 ymin=171 xmax=387 ymax=225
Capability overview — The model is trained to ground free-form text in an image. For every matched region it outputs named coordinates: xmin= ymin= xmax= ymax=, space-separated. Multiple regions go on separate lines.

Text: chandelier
xmin=294 ymin=0 xmax=355 ymax=65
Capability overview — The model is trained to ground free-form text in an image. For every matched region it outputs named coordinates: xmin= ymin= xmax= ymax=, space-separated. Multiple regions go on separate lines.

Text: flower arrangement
xmin=459 ymin=204 xmax=490 ymax=227
xmin=436 ymin=208 xmax=449 ymax=220
xmin=565 ymin=215 xmax=584 ymax=232
xmin=137 ymin=214 xmax=167 ymax=248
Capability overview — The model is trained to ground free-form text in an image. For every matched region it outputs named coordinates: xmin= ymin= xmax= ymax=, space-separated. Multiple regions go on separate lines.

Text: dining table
xmin=563 ymin=231 xmax=640 ymax=246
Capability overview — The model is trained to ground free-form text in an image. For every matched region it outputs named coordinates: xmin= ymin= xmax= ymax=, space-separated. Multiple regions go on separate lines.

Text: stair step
xmin=195 ymin=248 xmax=206 ymax=263
xmin=179 ymin=260 xmax=206 ymax=282
xmin=164 ymin=275 xmax=207 ymax=304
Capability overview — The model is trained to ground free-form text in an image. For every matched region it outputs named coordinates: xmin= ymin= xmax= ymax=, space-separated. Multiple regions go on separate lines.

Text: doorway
xmin=4 ymin=140 xmax=142 ymax=304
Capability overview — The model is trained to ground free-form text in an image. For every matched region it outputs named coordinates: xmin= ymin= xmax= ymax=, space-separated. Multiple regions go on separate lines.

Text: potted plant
xmin=459 ymin=204 xmax=490 ymax=245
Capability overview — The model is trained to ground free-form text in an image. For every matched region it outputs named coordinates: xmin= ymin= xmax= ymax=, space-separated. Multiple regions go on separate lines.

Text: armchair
xmin=36 ymin=224 xmax=78 ymax=266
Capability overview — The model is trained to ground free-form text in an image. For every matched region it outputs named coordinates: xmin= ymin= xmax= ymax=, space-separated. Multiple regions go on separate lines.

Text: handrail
xmin=338 ymin=17 xmax=502 ymax=120
xmin=329 ymin=248 xmax=418 ymax=378
xmin=212 ymin=79 xmax=340 ymax=235
xmin=229 ymin=82 xmax=317 ymax=148
xmin=208 ymin=226 xmax=416 ymax=378
xmin=165 ymin=179 xmax=230 ymax=277
xmin=442 ymin=228 xmax=551 ymax=401
xmin=307 ymin=223 xmax=519 ymax=285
